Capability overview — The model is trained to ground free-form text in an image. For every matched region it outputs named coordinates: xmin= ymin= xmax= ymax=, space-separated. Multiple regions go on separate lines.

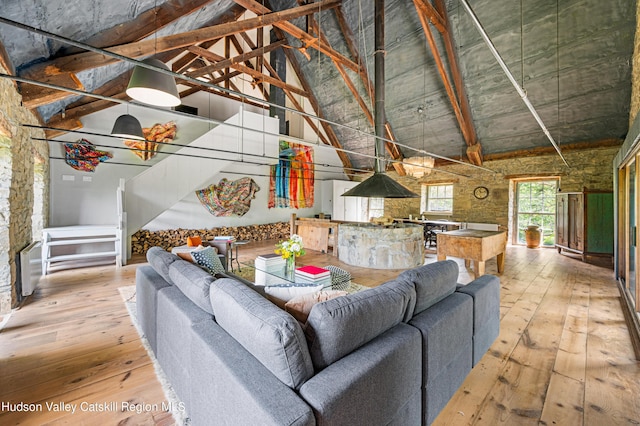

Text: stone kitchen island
xmin=337 ymin=222 xmax=424 ymax=269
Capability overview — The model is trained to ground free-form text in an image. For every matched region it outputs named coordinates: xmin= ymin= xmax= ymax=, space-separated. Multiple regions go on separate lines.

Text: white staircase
xmin=123 ymin=110 xmax=279 ymax=254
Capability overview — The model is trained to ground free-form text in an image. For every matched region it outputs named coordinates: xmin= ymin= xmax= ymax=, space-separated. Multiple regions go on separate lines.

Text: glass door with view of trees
xmin=516 ymin=180 xmax=558 ymax=246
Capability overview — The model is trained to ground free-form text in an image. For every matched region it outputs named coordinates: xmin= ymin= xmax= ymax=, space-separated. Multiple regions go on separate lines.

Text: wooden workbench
xmin=436 ymin=229 xmax=507 ymax=278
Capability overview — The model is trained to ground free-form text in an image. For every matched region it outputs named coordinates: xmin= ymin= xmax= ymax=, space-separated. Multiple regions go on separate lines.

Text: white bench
xmin=42 ymin=225 xmax=122 ymax=274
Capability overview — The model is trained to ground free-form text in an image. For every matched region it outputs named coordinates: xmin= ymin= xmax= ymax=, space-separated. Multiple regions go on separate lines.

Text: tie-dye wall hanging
xmin=268 ymin=140 xmax=314 ymax=209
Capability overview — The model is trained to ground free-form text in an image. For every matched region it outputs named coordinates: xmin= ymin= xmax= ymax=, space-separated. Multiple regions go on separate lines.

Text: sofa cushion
xmin=264 ymin=282 xmax=325 ymax=303
xmin=304 ymin=279 xmax=416 ymax=371
xmin=191 ymin=246 xmax=226 ymax=275
xmin=284 ymin=290 xmax=348 ymax=322
xmin=210 ymin=278 xmax=314 ymax=390
xmin=398 ymin=260 xmax=458 ymax=315
xmin=147 ymin=246 xmax=179 ymax=285
xmin=168 ymin=259 xmax=217 ymax=315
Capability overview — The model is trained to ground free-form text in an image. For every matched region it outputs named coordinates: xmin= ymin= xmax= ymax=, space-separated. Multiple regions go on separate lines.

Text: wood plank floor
xmin=0 ymin=240 xmax=638 ymax=425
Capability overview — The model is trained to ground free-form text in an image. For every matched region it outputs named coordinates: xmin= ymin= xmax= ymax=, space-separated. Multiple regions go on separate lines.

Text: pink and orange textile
xmin=196 ymin=177 xmax=260 ymax=217
xmin=269 ymin=140 xmax=314 ymax=209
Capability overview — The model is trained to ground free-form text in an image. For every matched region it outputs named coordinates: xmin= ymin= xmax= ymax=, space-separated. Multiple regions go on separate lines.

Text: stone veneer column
xmin=0 ymin=66 xmax=49 ymax=314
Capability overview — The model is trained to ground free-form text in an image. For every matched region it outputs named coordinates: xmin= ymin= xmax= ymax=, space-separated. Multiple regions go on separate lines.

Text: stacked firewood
xmin=131 ymin=222 xmax=290 ymax=254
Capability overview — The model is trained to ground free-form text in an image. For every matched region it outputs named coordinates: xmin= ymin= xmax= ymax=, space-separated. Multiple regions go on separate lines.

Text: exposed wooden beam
xmin=173 ymin=39 xmax=220 ymax=73
xmin=333 ymin=5 xmax=374 ymax=105
xmin=273 ymin=26 xmax=354 ymax=176
xmin=435 ymin=138 xmax=623 ymax=166
xmin=413 ymin=0 xmax=446 ymax=33
xmin=233 ymin=0 xmax=361 ymax=73
xmin=228 ymin=35 xmax=270 ymax=100
xmin=0 ymin=39 xmax=15 ymax=77
xmin=186 ymin=45 xmax=308 ymax=97
xmin=23 ymin=0 xmax=341 ymax=77
xmin=57 ymin=0 xmax=219 ymax=56
xmin=261 ymin=55 xmax=331 ymax=147
xmin=19 ymin=73 xmax=84 ymax=109
xmin=414 ymin=0 xmax=482 ymax=166
xmin=307 ymin=7 xmax=406 ymax=175
xmin=434 ymin=0 xmax=480 ymax=161
xmin=466 ymin=143 xmax=483 ymax=166
xmin=186 ymin=39 xmax=285 ymax=79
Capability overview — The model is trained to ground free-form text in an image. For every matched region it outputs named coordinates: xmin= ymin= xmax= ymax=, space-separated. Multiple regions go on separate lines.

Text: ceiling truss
xmin=5 ymin=0 xmax=483 ymax=176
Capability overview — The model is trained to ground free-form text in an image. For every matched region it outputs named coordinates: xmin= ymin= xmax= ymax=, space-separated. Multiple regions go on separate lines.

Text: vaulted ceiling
xmin=0 ymin=0 xmax=635 ymax=175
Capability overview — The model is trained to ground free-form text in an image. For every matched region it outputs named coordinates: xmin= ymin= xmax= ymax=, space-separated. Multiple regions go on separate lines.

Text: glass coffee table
xmin=239 ymin=260 xmax=332 ymax=288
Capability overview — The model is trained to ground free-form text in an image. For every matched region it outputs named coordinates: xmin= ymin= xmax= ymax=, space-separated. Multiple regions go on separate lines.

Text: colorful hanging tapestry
xmin=268 ymin=140 xmax=314 ymax=209
xmin=124 ymin=121 xmax=177 ymax=161
xmin=196 ymin=177 xmax=260 ymax=217
xmin=64 ymin=138 xmax=112 ymax=172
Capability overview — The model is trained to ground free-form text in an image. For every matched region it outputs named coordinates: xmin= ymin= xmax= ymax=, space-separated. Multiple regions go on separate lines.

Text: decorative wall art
xmin=124 ymin=121 xmax=177 ymax=160
xmin=195 ymin=177 xmax=260 ymax=217
xmin=63 ymin=138 xmax=113 ymax=172
xmin=268 ymin=140 xmax=314 ymax=209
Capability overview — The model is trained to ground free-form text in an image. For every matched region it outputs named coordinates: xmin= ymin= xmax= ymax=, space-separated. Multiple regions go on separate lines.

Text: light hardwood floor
xmin=0 ymin=241 xmax=638 ymax=425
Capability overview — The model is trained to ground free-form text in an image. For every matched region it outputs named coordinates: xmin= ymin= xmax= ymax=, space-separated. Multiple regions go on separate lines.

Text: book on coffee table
xmin=295 ymin=265 xmax=331 ymax=279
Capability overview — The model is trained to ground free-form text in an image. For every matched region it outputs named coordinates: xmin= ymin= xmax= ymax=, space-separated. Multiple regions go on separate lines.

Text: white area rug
xmin=118 ymin=286 xmax=190 ymax=426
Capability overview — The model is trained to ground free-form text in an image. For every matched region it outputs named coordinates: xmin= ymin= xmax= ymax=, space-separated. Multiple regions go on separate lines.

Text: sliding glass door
xmin=628 ymin=161 xmax=637 ymax=310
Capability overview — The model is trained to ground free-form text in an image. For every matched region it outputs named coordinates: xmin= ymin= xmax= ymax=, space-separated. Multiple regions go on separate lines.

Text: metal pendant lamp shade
xmin=342 ymin=172 xmax=420 ymax=198
xmin=111 ymin=114 xmax=145 ymax=140
xmin=126 ymin=58 xmax=181 ymax=107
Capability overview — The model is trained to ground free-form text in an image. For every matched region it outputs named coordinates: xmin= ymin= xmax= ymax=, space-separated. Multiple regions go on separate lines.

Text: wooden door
xmin=585 ymin=192 xmax=614 ymax=254
xmin=568 ymin=193 xmax=584 ymax=251
xmin=556 ymin=194 xmax=569 ymax=248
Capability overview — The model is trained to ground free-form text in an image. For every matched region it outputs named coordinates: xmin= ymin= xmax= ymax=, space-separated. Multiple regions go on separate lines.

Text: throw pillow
xmin=264 ymin=282 xmax=325 ymax=303
xmin=187 ymin=236 xmax=202 ymax=247
xmin=191 ymin=246 xmax=226 ymax=275
xmin=285 ymin=290 xmax=348 ymax=322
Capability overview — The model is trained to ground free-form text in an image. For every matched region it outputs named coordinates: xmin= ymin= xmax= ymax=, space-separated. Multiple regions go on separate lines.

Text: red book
xmin=295 ymin=265 xmax=331 ymax=279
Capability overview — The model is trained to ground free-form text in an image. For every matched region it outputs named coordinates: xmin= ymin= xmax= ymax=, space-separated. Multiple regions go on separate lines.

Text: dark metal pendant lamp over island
xmin=342 ymin=0 xmax=419 ymax=198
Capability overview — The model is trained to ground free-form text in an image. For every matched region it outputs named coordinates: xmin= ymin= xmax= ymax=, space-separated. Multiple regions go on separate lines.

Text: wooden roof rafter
xmin=413 ymin=0 xmax=482 ymax=165
xmin=328 ymin=4 xmax=407 ymax=175
xmin=271 ymin=25 xmax=355 ymax=177
xmin=232 ymin=0 xmax=360 ymax=73
xmin=19 ymin=0 xmax=225 ymax=110
xmin=186 ymin=45 xmax=308 ymax=98
xmin=21 ymin=0 xmax=341 ymax=78
xmin=258 ymin=51 xmax=334 ymax=149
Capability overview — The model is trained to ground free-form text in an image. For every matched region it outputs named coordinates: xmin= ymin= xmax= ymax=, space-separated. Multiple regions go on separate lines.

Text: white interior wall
xmin=49 ymin=93 xmax=348 ymax=231
xmin=49 ymin=101 xmax=210 ymax=226
xmin=145 ymin=134 xmax=348 ymax=230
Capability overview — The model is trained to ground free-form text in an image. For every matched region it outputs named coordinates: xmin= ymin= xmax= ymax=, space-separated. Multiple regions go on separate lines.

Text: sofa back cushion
xmin=304 ymin=279 xmax=416 ymax=371
xmin=147 ymin=246 xmax=179 ymax=285
xmin=397 ymin=260 xmax=458 ymax=315
xmin=210 ymin=278 xmax=314 ymax=390
xmin=168 ymin=259 xmax=217 ymax=315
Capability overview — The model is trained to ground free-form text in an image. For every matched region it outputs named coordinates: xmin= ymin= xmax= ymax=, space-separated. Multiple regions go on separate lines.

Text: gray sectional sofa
xmin=136 ymin=247 xmax=500 ymax=425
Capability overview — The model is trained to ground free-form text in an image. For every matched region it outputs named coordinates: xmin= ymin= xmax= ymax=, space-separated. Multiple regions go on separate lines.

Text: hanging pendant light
xmin=111 ymin=114 xmax=145 ymax=140
xmin=126 ymin=58 xmax=181 ymax=107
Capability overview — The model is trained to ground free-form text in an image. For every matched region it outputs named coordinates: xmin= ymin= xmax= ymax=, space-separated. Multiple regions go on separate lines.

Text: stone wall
xmin=384 ymin=145 xmax=618 ymax=236
xmin=631 ymin=0 xmax=640 ymax=124
xmin=0 ymin=65 xmax=49 ymax=314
